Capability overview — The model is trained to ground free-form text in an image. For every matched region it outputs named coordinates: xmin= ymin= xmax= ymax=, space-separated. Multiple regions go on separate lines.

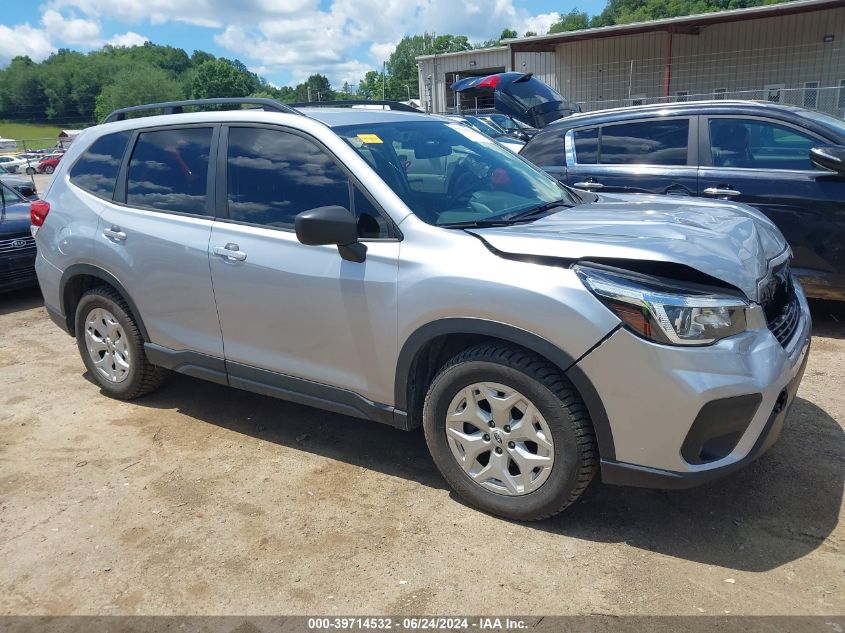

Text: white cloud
xmin=521 ymin=12 xmax=561 ymax=37
xmin=6 ymin=1 xmax=566 ymax=85
xmin=42 ymin=9 xmax=102 ymax=45
xmin=108 ymin=32 xmax=149 ymax=47
xmin=0 ymin=23 xmax=55 ymax=66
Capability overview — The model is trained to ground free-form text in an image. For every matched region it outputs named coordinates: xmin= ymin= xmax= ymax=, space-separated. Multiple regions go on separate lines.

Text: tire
xmin=25 ymin=167 xmax=35 ymax=175
xmin=75 ymin=286 xmax=166 ymax=400
xmin=422 ymin=343 xmax=597 ymax=521
xmin=44 ymin=165 xmax=55 ymax=175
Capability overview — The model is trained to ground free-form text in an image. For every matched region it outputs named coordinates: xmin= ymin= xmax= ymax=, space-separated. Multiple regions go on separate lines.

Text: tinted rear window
xmin=69 ymin=131 xmax=131 ymax=199
xmin=126 ymin=127 xmax=213 ymax=215
xmin=598 ymin=119 xmax=689 ymax=165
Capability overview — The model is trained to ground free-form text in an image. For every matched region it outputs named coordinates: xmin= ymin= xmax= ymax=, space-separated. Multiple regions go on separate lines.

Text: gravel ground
xmin=0 ymin=286 xmax=843 ymax=616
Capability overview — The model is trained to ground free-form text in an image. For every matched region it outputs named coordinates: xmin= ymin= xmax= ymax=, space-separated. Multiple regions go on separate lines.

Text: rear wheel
xmin=44 ymin=165 xmax=55 ymax=175
xmin=422 ymin=343 xmax=598 ymax=521
xmin=75 ymin=287 xmax=166 ymax=400
xmin=25 ymin=167 xmax=35 ymax=175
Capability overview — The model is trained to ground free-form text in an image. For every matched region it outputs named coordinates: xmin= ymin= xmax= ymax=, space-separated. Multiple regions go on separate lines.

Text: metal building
xmin=416 ymin=0 xmax=845 ymax=116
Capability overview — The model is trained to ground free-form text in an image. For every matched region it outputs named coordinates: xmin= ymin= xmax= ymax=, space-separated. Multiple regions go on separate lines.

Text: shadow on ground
xmin=0 ymin=286 xmax=43 ymax=316
xmin=129 ymin=370 xmax=842 ymax=573
xmin=810 ymin=299 xmax=845 ymax=339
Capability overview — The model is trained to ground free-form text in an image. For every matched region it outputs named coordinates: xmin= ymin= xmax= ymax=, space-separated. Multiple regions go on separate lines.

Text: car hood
xmin=466 ymin=193 xmax=788 ymax=302
xmin=451 ymin=72 xmax=579 ymax=129
xmin=0 ymin=200 xmax=33 ymax=238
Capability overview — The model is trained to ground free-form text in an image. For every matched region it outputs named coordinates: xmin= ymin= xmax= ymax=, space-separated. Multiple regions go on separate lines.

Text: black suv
xmin=521 ymin=101 xmax=845 ymax=300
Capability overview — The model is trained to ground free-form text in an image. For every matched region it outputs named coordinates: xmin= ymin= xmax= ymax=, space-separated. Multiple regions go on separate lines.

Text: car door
xmin=699 ymin=115 xmax=845 ymax=297
xmin=95 ymin=125 xmax=225 ymax=362
xmin=563 ymin=117 xmax=699 ymax=196
xmin=208 ymin=124 xmax=400 ymax=409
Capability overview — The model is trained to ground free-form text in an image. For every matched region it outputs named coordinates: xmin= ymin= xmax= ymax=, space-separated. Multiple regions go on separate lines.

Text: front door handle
xmin=703 ymin=186 xmax=741 ymax=198
xmin=573 ymin=179 xmax=604 ymax=190
xmin=102 ymin=225 xmax=126 ymax=241
xmin=213 ymin=243 xmax=247 ymax=262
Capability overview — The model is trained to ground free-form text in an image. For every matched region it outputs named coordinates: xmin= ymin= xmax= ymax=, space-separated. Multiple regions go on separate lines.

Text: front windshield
xmin=335 ymin=120 xmax=577 ymax=227
xmin=464 ymin=116 xmax=505 ymax=138
xmin=488 ymin=115 xmax=517 ymax=131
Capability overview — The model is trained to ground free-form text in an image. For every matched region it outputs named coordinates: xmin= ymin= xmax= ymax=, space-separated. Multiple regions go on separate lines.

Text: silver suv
xmin=33 ymin=98 xmax=811 ymax=521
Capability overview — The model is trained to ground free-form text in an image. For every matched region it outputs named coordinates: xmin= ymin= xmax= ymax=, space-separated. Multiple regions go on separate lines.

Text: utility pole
xmin=382 ymin=61 xmax=386 ymax=100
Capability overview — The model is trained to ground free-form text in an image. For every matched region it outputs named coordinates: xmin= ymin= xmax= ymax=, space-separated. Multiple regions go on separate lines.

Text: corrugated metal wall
xmin=418 ymin=47 xmax=509 ymax=113
xmin=417 ymin=5 xmax=845 ymax=116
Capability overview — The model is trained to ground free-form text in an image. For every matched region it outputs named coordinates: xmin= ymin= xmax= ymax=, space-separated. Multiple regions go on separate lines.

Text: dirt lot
xmin=0 ymin=286 xmax=843 ymax=616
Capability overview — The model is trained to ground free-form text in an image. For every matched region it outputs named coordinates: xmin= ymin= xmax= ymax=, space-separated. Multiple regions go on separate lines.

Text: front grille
xmin=768 ymin=292 xmax=800 ymax=347
xmin=0 ymin=266 xmax=37 ymax=286
xmin=0 ymin=235 xmax=36 ymax=254
xmin=761 ymin=261 xmax=800 ymax=347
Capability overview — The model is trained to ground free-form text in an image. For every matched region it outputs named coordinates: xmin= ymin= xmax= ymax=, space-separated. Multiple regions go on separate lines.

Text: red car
xmin=37 ymin=155 xmax=62 ymax=175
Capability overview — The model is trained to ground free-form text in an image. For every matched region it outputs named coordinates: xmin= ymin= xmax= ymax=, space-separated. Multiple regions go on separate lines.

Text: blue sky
xmin=0 ymin=0 xmax=607 ymax=87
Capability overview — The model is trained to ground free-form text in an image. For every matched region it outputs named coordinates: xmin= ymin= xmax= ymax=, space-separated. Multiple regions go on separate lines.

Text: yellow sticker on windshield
xmin=356 ymin=133 xmax=383 ymax=144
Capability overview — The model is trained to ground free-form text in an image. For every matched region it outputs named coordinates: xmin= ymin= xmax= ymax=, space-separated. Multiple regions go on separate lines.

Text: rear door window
xmin=69 ymin=131 xmax=131 ymax=200
xmin=597 ymin=119 xmax=689 ymax=165
xmin=126 ymin=127 xmax=213 ymax=215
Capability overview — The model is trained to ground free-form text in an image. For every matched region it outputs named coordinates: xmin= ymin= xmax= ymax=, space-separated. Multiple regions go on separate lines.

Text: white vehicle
xmin=0 ymin=155 xmax=28 ymax=173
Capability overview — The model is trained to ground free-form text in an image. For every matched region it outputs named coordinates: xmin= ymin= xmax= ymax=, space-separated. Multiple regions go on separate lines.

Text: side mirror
xmin=810 ymin=145 xmax=845 ymax=175
xmin=294 ymin=205 xmax=366 ymax=263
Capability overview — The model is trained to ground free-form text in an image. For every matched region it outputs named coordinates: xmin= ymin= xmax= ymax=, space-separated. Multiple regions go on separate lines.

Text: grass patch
xmin=0 ymin=122 xmax=72 ymax=150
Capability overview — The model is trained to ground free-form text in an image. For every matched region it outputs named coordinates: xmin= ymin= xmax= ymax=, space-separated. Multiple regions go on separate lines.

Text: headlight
xmin=574 ymin=265 xmax=749 ymax=346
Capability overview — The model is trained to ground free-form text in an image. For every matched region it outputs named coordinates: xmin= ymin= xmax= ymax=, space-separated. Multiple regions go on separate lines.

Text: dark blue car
xmin=0 ymin=181 xmax=37 ymax=292
xmin=521 ymin=101 xmax=845 ymax=300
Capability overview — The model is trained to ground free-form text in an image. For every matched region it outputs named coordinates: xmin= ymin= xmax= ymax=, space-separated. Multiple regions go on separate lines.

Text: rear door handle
xmin=213 ymin=243 xmax=247 ymax=262
xmin=102 ymin=226 xmax=126 ymax=241
xmin=573 ymin=179 xmax=604 ymax=189
xmin=703 ymin=186 xmax=741 ymax=198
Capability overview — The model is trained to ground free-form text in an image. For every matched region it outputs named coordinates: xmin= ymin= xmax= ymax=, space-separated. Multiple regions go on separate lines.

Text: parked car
xmin=521 ymin=100 xmax=845 ymax=300
xmin=34 ymin=97 xmax=810 ymax=521
xmin=0 ymin=182 xmax=38 ymax=292
xmin=37 ymin=154 xmax=62 ymax=174
xmin=0 ymin=165 xmax=37 ymax=199
xmin=444 ymin=114 xmax=525 ymax=153
xmin=477 ymin=113 xmax=539 ymax=142
xmin=0 ymin=155 xmax=28 ymax=174
xmin=451 ymin=72 xmax=580 ymax=129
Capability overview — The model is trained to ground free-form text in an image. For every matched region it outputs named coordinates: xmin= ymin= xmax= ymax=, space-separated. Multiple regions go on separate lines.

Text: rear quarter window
xmin=69 ymin=131 xmax=131 ymax=200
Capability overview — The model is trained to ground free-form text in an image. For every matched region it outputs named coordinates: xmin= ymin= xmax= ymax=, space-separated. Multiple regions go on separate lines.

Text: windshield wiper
xmin=440 ymin=219 xmax=525 ymax=229
xmin=504 ymin=199 xmax=573 ymax=222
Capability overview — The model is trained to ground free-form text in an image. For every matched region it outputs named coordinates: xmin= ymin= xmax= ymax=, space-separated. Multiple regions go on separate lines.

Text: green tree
xmin=549 ymin=9 xmax=591 ymax=33
xmin=524 ymin=31 xmax=538 ymax=37
xmin=292 ymin=74 xmax=334 ymax=101
xmin=94 ymin=65 xmax=184 ymax=121
xmin=500 ymin=28 xmax=518 ymax=40
xmin=190 ymin=59 xmax=252 ymax=99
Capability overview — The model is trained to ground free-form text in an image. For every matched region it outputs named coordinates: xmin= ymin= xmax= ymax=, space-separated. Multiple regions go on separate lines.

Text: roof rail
xmin=290 ymin=100 xmax=421 ymax=113
xmin=102 ymin=98 xmax=301 ymax=123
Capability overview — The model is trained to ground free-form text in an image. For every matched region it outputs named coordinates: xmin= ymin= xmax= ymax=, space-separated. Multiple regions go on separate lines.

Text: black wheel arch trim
xmin=59 ymin=264 xmax=150 ymax=341
xmin=394 ymin=317 xmax=616 ymax=458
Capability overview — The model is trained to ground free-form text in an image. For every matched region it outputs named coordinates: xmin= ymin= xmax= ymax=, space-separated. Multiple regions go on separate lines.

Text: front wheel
xmin=423 ymin=343 xmax=598 ymax=521
xmin=44 ymin=165 xmax=55 ymax=175
xmin=25 ymin=167 xmax=36 ymax=175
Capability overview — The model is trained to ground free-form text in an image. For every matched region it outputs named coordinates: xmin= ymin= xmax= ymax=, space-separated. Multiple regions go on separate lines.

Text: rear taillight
xmin=31 ymin=200 xmax=50 ymax=227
